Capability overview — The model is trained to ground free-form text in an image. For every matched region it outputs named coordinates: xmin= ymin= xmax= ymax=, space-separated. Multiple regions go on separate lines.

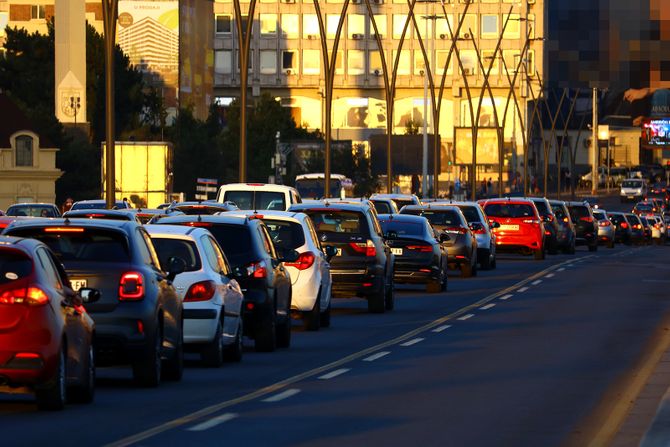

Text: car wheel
xmin=303 ymin=294 xmax=321 ymax=331
xmin=367 ymin=287 xmax=386 ymax=313
xmin=68 ymin=343 xmax=95 ymax=404
xmin=201 ymin=319 xmax=225 ymax=367
xmin=162 ymin=322 xmax=184 ymax=382
xmin=132 ymin=326 xmax=162 ymax=388
xmin=426 ymin=278 xmax=442 ymax=293
xmin=224 ymin=319 xmax=243 ymax=362
xmin=254 ymin=311 xmax=277 ymax=352
xmin=534 ymin=248 xmax=545 ymax=260
xmin=36 ymin=346 xmax=67 ymax=411
xmin=320 ymin=302 xmax=331 ymax=328
xmin=608 ymin=239 xmax=615 ymax=248
xmin=276 ymin=311 xmax=291 ymax=349
xmin=460 ymin=262 xmax=474 ymax=278
xmin=479 ymin=250 xmax=491 ymax=270
xmin=384 ymin=276 xmax=395 ymax=310
xmin=588 ymin=242 xmax=598 ymax=252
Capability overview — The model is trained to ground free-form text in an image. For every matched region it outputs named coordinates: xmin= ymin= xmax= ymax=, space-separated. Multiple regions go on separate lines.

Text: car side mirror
xmin=78 ymin=288 xmax=101 ymax=304
xmin=489 ymin=221 xmax=501 ymax=229
xmin=542 ymin=215 xmax=552 ymax=223
xmin=323 ymin=245 xmax=338 ymax=262
xmin=279 ymin=249 xmax=300 ymax=263
xmin=384 ymin=230 xmax=398 ymax=240
xmin=167 ymin=256 xmax=187 ymax=281
xmin=439 ymin=232 xmax=451 ymax=243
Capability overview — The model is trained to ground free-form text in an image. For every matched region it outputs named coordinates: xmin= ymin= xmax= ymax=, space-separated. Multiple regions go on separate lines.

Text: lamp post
xmin=598 ymin=124 xmax=610 ymax=192
xmin=591 ymin=87 xmax=598 ymax=196
xmin=102 ymin=0 xmax=118 ymax=209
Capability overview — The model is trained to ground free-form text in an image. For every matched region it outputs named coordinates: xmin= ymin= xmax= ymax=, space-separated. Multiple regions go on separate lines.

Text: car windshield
xmin=568 ymin=206 xmax=591 ymax=220
xmin=0 ymin=250 xmax=33 ymax=285
xmin=456 ymin=206 xmax=482 ymax=223
xmin=262 ymin=219 xmax=305 ymax=251
xmin=7 ymin=227 xmax=130 ymax=263
xmin=150 ymin=238 xmax=201 ymax=272
xmin=204 ymin=224 xmax=254 ymax=266
xmin=483 ymin=203 xmax=536 ymax=218
xmin=550 ymin=204 xmax=568 ymax=220
xmin=224 ymin=191 xmax=286 ymax=211
xmin=6 ymin=205 xmax=57 ymax=217
xmin=403 ymin=209 xmax=463 ymax=226
xmin=379 ymin=219 xmax=426 ymax=238
xmin=306 ymin=210 xmax=368 ymax=235
xmin=622 ymin=180 xmax=642 ymax=188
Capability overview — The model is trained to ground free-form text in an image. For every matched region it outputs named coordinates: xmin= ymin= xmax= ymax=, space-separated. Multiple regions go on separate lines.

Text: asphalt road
xmin=1 ymin=236 xmax=669 ymax=447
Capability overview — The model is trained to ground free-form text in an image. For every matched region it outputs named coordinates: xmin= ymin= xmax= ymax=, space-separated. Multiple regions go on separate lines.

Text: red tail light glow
xmin=633 ymin=224 xmax=642 ymax=230
xmin=579 ymin=217 xmax=594 ymax=223
xmin=349 ymin=240 xmax=376 ymax=257
xmin=284 ymin=251 xmax=316 ymax=270
xmin=407 ymin=245 xmax=433 ymax=252
xmin=14 ymin=352 xmax=40 ymax=359
xmin=44 ymin=227 xmax=84 ymax=233
xmin=119 ymin=272 xmax=144 ymax=300
xmin=247 ymin=261 xmax=267 ymax=278
xmin=0 ymin=286 xmax=48 ymax=306
xmin=598 ymin=220 xmax=611 ymax=227
xmin=620 ymin=222 xmax=629 ymax=229
xmin=445 ymin=227 xmax=467 ymax=235
xmin=522 ymin=219 xmax=541 ymax=225
xmin=186 ymin=222 xmax=213 ymax=227
xmin=184 ymin=280 xmax=216 ymax=302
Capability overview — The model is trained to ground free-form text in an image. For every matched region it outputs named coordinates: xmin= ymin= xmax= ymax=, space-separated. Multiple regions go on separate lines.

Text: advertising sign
xmin=454 ymin=128 xmax=500 ymax=165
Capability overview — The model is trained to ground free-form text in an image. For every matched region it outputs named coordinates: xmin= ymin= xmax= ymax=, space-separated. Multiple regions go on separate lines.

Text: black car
xmin=155 ymin=214 xmax=293 ymax=352
xmin=548 ymin=200 xmax=576 ymax=254
xmin=378 ymin=214 xmax=448 ymax=293
xmin=400 ymin=204 xmax=478 ymax=277
xmin=289 ymin=201 xmax=394 ymax=313
xmin=639 ymin=216 xmax=653 ymax=244
xmin=565 ymin=202 xmax=598 ymax=251
xmin=608 ymin=211 xmax=633 ymax=245
xmin=5 ymin=203 xmax=61 ymax=218
xmin=527 ymin=197 xmax=560 ymax=254
xmin=624 ymin=213 xmax=646 ymax=245
xmin=3 ymin=219 xmax=184 ymax=387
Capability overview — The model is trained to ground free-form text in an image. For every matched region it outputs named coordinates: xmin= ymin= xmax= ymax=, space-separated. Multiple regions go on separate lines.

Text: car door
xmin=258 ymin=224 xmax=290 ymax=314
xmin=305 ymin=216 xmax=331 ymax=305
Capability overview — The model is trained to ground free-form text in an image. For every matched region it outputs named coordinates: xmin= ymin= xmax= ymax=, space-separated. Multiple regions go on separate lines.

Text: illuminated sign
xmin=642 ymin=119 xmax=670 ymax=148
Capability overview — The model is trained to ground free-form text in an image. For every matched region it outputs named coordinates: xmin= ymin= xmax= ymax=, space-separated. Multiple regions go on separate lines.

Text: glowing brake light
xmin=186 ymin=222 xmax=213 ymax=227
xmin=445 ymin=226 xmax=467 ymax=235
xmin=579 ymin=217 xmax=594 ymax=223
xmin=522 ymin=219 xmax=541 ymax=225
xmin=598 ymin=220 xmax=611 ymax=227
xmin=407 ymin=244 xmax=433 ymax=252
xmin=563 ymin=217 xmax=569 ymax=223
xmin=44 ymin=227 xmax=85 ymax=233
xmin=349 ymin=240 xmax=376 ymax=257
xmin=620 ymin=222 xmax=629 ymax=229
xmin=184 ymin=280 xmax=216 ymax=302
xmin=247 ymin=261 xmax=267 ymax=278
xmin=284 ymin=251 xmax=315 ymax=270
xmin=119 ymin=272 xmax=144 ymax=300
xmin=0 ymin=286 xmax=49 ymax=306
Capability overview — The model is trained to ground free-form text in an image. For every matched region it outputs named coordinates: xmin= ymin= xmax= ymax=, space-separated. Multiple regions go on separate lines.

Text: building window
xmin=260 ymin=14 xmax=277 ymax=35
xmin=481 ymin=15 xmax=498 ymax=39
xmin=503 ymin=14 xmax=521 ymax=39
xmin=458 ymin=14 xmax=476 ymax=39
xmin=214 ymin=50 xmax=232 ymax=75
xmin=516 ymin=50 xmax=535 ymax=77
xmin=369 ymin=50 xmax=384 ymax=75
xmin=460 ymin=50 xmax=477 ymax=76
xmin=15 ymin=135 xmax=33 ymax=167
xmin=260 ymin=50 xmax=277 ymax=74
xmin=347 ymin=50 xmax=365 ymax=75
xmin=435 ymin=16 xmax=453 ymax=40
xmin=502 ymin=49 xmax=517 ymax=75
xmin=282 ymin=50 xmax=298 ymax=73
xmin=414 ymin=50 xmax=431 ymax=75
xmin=528 ymin=14 xmax=536 ymax=39
xmin=481 ymin=50 xmax=499 ymax=75
xmin=326 ymin=14 xmax=340 ymax=39
xmin=237 ymin=50 xmax=253 ymax=73
xmin=392 ymin=50 xmax=411 ymax=75
xmin=31 ymin=5 xmax=46 ymax=20
xmin=370 ymin=15 xmax=387 ymax=39
xmin=436 ymin=50 xmax=453 ymax=75
xmin=392 ymin=14 xmax=408 ymax=40
xmin=281 ymin=14 xmax=299 ymax=39
xmin=215 ymin=15 xmax=232 ymax=34
xmin=303 ymin=14 xmax=319 ymax=39
xmin=238 ymin=15 xmax=253 ymax=36
xmin=303 ymin=49 xmax=320 ymax=75
xmin=334 ymin=50 xmax=344 ymax=75
xmin=348 ymin=14 xmax=365 ymax=39
xmin=0 ymin=12 xmax=8 ymax=37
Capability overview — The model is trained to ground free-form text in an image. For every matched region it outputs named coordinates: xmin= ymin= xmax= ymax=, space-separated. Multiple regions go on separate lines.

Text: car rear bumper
xmin=393 ymin=261 xmax=440 ymax=284
xmin=330 ymin=266 xmax=384 ymax=298
xmin=91 ymin=310 xmax=160 ymax=365
xmin=290 ymin=270 xmax=321 ymax=312
xmin=183 ymin=304 xmax=221 ymax=344
xmin=494 ymin=234 xmax=543 ymax=253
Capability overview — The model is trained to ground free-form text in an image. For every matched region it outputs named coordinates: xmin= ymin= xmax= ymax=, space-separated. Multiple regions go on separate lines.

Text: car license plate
xmin=391 ymin=248 xmax=403 ymax=256
xmin=628 ymin=195 xmax=634 ymax=199
xmin=70 ymin=279 xmax=87 ymax=291
xmin=336 ymin=248 xmax=343 ymax=256
xmin=499 ymin=224 xmax=519 ymax=231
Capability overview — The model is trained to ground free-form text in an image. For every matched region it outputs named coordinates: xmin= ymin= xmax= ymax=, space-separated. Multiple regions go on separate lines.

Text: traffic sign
xmin=197 ymin=178 xmax=218 ymax=185
xmin=196 ymin=185 xmax=217 ymax=193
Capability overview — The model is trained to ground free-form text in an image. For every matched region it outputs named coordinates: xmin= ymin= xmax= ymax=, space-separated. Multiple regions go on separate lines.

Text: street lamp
xmin=102 ymin=0 xmax=118 ymax=209
xmin=598 ymin=124 xmax=610 ymax=191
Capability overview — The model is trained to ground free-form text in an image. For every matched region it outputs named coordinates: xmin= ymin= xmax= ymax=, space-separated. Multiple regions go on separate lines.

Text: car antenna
xmin=64 ymin=216 xmax=70 ymax=225
xmin=197 ymin=214 xmax=203 ymax=222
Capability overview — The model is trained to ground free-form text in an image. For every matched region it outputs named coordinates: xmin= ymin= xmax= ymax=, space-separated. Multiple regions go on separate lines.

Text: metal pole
xmin=102 ymin=0 xmax=118 ymax=209
xmin=591 ymin=87 xmax=598 ymax=196
xmin=422 ymin=10 xmax=428 ymax=198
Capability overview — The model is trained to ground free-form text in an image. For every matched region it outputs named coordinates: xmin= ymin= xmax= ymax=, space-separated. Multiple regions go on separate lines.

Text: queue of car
xmin=1 ymin=181 xmax=667 ymax=412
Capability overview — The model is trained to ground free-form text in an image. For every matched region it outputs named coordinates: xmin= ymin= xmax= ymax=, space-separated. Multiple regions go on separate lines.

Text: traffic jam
xmin=0 ymin=180 xmax=668 ymax=410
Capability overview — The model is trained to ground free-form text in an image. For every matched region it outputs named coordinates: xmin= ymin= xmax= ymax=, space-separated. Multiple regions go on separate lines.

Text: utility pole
xmin=102 ymin=0 xmax=118 ymax=209
xmin=591 ymin=87 xmax=598 ymax=196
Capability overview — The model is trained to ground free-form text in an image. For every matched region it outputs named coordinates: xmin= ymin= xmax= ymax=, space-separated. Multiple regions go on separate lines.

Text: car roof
xmin=223 ymin=210 xmax=305 ymax=222
xmin=143 ymin=224 xmax=204 ymax=238
xmin=290 ymin=202 xmax=369 ymax=212
xmin=154 ymin=214 xmax=252 ymax=226
xmin=219 ymin=183 xmax=298 ymax=193
xmin=377 ymin=213 xmax=428 ymax=223
xmin=4 ymin=217 xmax=139 ymax=232
xmin=401 ymin=204 xmax=461 ymax=211
xmin=480 ymin=198 xmax=536 ymax=205
xmin=370 ymin=193 xmax=418 ymax=200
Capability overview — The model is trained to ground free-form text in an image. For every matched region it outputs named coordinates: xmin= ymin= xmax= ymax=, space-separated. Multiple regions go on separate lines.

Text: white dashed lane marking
xmin=318 ymin=369 xmax=350 ymax=380
xmin=480 ymin=304 xmax=496 ymax=310
xmin=499 ymin=294 xmax=513 ymax=300
xmin=517 ymin=287 xmax=529 ymax=292
xmin=432 ymin=324 xmax=452 ymax=333
xmin=545 ymin=273 xmax=555 ymax=278
xmin=400 ymin=338 xmax=425 ymax=347
xmin=363 ymin=351 xmax=391 ymax=362
xmin=557 ymin=267 xmax=565 ymax=272
xmin=531 ymin=280 xmax=543 ymax=286
xmin=187 ymin=413 xmax=238 ymax=432
xmin=262 ymin=389 xmax=301 ymax=403
xmin=458 ymin=314 xmax=475 ymax=321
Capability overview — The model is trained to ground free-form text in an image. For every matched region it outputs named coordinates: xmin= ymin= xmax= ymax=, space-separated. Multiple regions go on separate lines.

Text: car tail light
xmin=580 ymin=217 xmax=594 ymax=223
xmin=184 ymin=280 xmax=216 ymax=302
xmin=14 ymin=352 xmax=40 ymax=359
xmin=119 ymin=272 xmax=144 ymax=301
xmin=563 ymin=217 xmax=569 ymax=223
xmin=472 ymin=226 xmax=487 ymax=235
xmin=0 ymin=286 xmax=49 ymax=306
xmin=445 ymin=227 xmax=467 ymax=235
xmin=349 ymin=240 xmax=376 ymax=257
xmin=44 ymin=227 xmax=85 ymax=233
xmin=654 ymin=223 xmax=662 ymax=229
xmin=544 ymin=215 xmax=554 ymax=222
xmin=621 ymin=222 xmax=629 ymax=229
xmin=522 ymin=219 xmax=541 ymax=225
xmin=284 ymin=251 xmax=316 ymax=270
xmin=247 ymin=261 xmax=267 ymax=278
xmin=598 ymin=220 xmax=611 ymax=227
xmin=186 ymin=222 xmax=213 ymax=227
xmin=633 ymin=224 xmax=642 ymax=230
xmin=407 ymin=244 xmax=433 ymax=252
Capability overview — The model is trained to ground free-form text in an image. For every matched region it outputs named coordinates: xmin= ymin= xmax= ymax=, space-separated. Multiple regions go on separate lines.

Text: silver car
xmin=592 ymin=209 xmax=615 ymax=248
xmin=451 ymin=201 xmax=497 ymax=270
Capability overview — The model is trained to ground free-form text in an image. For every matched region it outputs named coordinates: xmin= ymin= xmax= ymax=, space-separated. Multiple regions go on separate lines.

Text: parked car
xmin=216 ymin=183 xmax=302 ymax=211
xmin=0 ymin=236 xmax=98 ymax=410
xmin=63 ymin=209 xmax=139 ymax=222
xmin=227 ymin=210 xmax=333 ymax=331
xmin=3 ymin=219 xmax=185 ymax=387
xmin=154 ymin=214 xmax=293 ymax=351
xmin=548 ymin=200 xmax=576 ymax=254
xmin=5 ymin=203 xmax=61 ymax=218
xmin=527 ymin=197 xmax=560 ymax=254
xmin=450 ymin=201 xmax=497 ymax=269
xmin=145 ymin=225 xmax=244 ymax=366
xmin=369 ymin=197 xmax=400 ymax=215
xmin=624 ymin=213 xmax=646 ymax=245
xmin=370 ymin=193 xmax=421 ymax=211
xmin=289 ymin=201 xmax=395 ymax=313
xmin=479 ymin=198 xmax=545 ymax=260
xmin=378 ymin=214 xmax=448 ymax=292
xmin=620 ymin=178 xmax=648 ymax=202
xmin=607 ymin=212 xmax=633 ymax=245
xmin=592 ymin=209 xmax=615 ymax=248
xmin=566 ymin=202 xmax=598 ymax=252
xmin=400 ymin=204 xmax=478 ymax=277
xmin=70 ymin=199 xmax=132 ymax=210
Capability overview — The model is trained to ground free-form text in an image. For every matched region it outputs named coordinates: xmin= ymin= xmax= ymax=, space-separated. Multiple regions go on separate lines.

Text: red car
xmin=0 ymin=236 xmax=98 ymax=410
xmin=479 ymin=198 xmax=546 ymax=260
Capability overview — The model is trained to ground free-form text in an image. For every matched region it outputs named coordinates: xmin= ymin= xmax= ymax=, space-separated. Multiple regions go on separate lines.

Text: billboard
xmin=642 ymin=119 xmax=670 ymax=148
xmin=454 ymin=128 xmax=500 ymax=165
xmin=117 ymin=1 xmax=179 ymax=112
xmin=370 ymin=134 xmax=440 ymax=176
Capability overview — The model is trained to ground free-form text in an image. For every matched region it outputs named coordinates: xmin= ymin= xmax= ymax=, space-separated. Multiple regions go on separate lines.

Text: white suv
xmin=620 ymin=178 xmax=648 ymax=203
xmin=145 ymin=225 xmax=244 ymax=366
xmin=217 ymin=183 xmax=302 ymax=211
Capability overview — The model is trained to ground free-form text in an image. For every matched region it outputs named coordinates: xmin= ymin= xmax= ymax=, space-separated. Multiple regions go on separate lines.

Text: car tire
xmin=426 ymin=279 xmax=442 ymax=293
xmin=367 ymin=287 xmax=386 ymax=314
xmin=303 ymin=295 xmax=321 ymax=331
xmin=201 ymin=319 xmax=225 ymax=367
xmin=490 ymin=256 xmax=497 ymax=269
xmin=588 ymin=242 xmax=598 ymax=252
xmin=385 ymin=276 xmax=395 ymax=310
xmin=276 ymin=301 xmax=292 ymax=349
xmin=132 ymin=326 xmax=162 ymax=388
xmin=320 ymin=302 xmax=331 ymax=328
xmin=162 ymin=323 xmax=184 ymax=382
xmin=479 ymin=250 xmax=491 ymax=270
xmin=255 ymin=314 xmax=277 ymax=352
xmin=608 ymin=239 xmax=615 ymax=248
xmin=36 ymin=346 xmax=67 ymax=411
xmin=224 ymin=319 xmax=244 ymax=362
xmin=534 ymin=248 xmax=545 ymax=260
xmin=68 ymin=343 xmax=95 ymax=404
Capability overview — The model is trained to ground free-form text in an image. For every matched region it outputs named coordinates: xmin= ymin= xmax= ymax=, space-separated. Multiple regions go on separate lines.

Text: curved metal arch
xmin=556 ymin=89 xmax=579 ymax=198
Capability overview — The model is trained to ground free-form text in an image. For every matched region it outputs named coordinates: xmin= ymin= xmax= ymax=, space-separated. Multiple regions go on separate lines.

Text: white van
xmin=620 ymin=178 xmax=647 ymax=203
xmin=216 ymin=183 xmax=302 ymax=211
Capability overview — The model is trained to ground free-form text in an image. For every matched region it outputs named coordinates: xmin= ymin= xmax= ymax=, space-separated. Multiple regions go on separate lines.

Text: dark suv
xmin=3 ymin=219 xmax=184 ymax=387
xmin=565 ymin=202 xmax=598 ymax=251
xmin=155 ymin=214 xmax=293 ymax=352
xmin=548 ymin=200 xmax=576 ymax=254
xmin=289 ymin=201 xmax=394 ymax=313
xmin=527 ymin=197 xmax=560 ymax=254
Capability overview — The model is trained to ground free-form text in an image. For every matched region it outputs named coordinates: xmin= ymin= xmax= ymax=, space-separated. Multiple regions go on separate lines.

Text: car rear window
xmin=392 ymin=198 xmax=416 ymax=209
xmin=6 ymin=205 xmax=57 ymax=217
xmin=635 ymin=204 xmax=653 ymax=212
xmin=592 ymin=211 xmax=606 ymax=220
xmin=625 ymin=214 xmax=641 ymax=225
xmin=6 ymin=227 xmax=130 ymax=263
xmin=262 ymin=219 xmax=306 ymax=251
xmin=550 ymin=204 xmax=568 ymax=220
xmin=201 ymin=224 xmax=254 ymax=266
xmin=372 ymin=201 xmax=393 ymax=215
xmin=456 ymin=206 xmax=482 ymax=223
xmin=402 ymin=209 xmax=463 ymax=226
xmin=66 ymin=212 xmax=132 ymax=221
xmin=150 ymin=238 xmax=201 ymax=272
xmin=483 ymin=203 xmax=536 ymax=218
xmin=622 ymin=180 xmax=643 ymax=188
xmin=224 ymin=191 xmax=286 ymax=211
xmin=568 ymin=205 xmax=591 ymax=220
xmin=609 ymin=214 xmax=626 ymax=225
xmin=307 ymin=210 xmax=369 ymax=235
xmin=379 ymin=219 xmax=426 ymax=238
xmin=530 ymin=200 xmax=550 ymax=216
xmin=0 ymin=250 xmax=33 ymax=285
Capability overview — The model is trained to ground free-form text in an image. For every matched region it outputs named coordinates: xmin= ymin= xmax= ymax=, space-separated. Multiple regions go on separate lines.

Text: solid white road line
xmin=480 ymin=303 xmax=496 ymax=310
xmin=432 ymin=324 xmax=452 ymax=333
xmin=545 ymin=273 xmax=555 ymax=278
xmin=262 ymin=389 xmax=301 ymax=403
xmin=318 ymin=368 xmax=351 ymax=380
xmin=458 ymin=314 xmax=475 ymax=321
xmin=499 ymin=294 xmax=513 ymax=300
xmin=517 ymin=287 xmax=529 ymax=292
xmin=531 ymin=279 xmax=543 ymax=285
xmin=187 ymin=413 xmax=238 ymax=432
xmin=400 ymin=338 xmax=425 ymax=347
xmin=363 ymin=351 xmax=391 ymax=362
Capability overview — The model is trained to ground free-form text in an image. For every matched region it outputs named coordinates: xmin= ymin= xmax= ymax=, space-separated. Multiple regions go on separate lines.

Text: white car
xmin=145 ymin=225 xmax=244 ymax=366
xmin=647 ymin=215 xmax=666 ymax=244
xmin=620 ymin=178 xmax=648 ymax=203
xmin=226 ymin=210 xmax=333 ymax=330
xmin=216 ymin=183 xmax=302 ymax=211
